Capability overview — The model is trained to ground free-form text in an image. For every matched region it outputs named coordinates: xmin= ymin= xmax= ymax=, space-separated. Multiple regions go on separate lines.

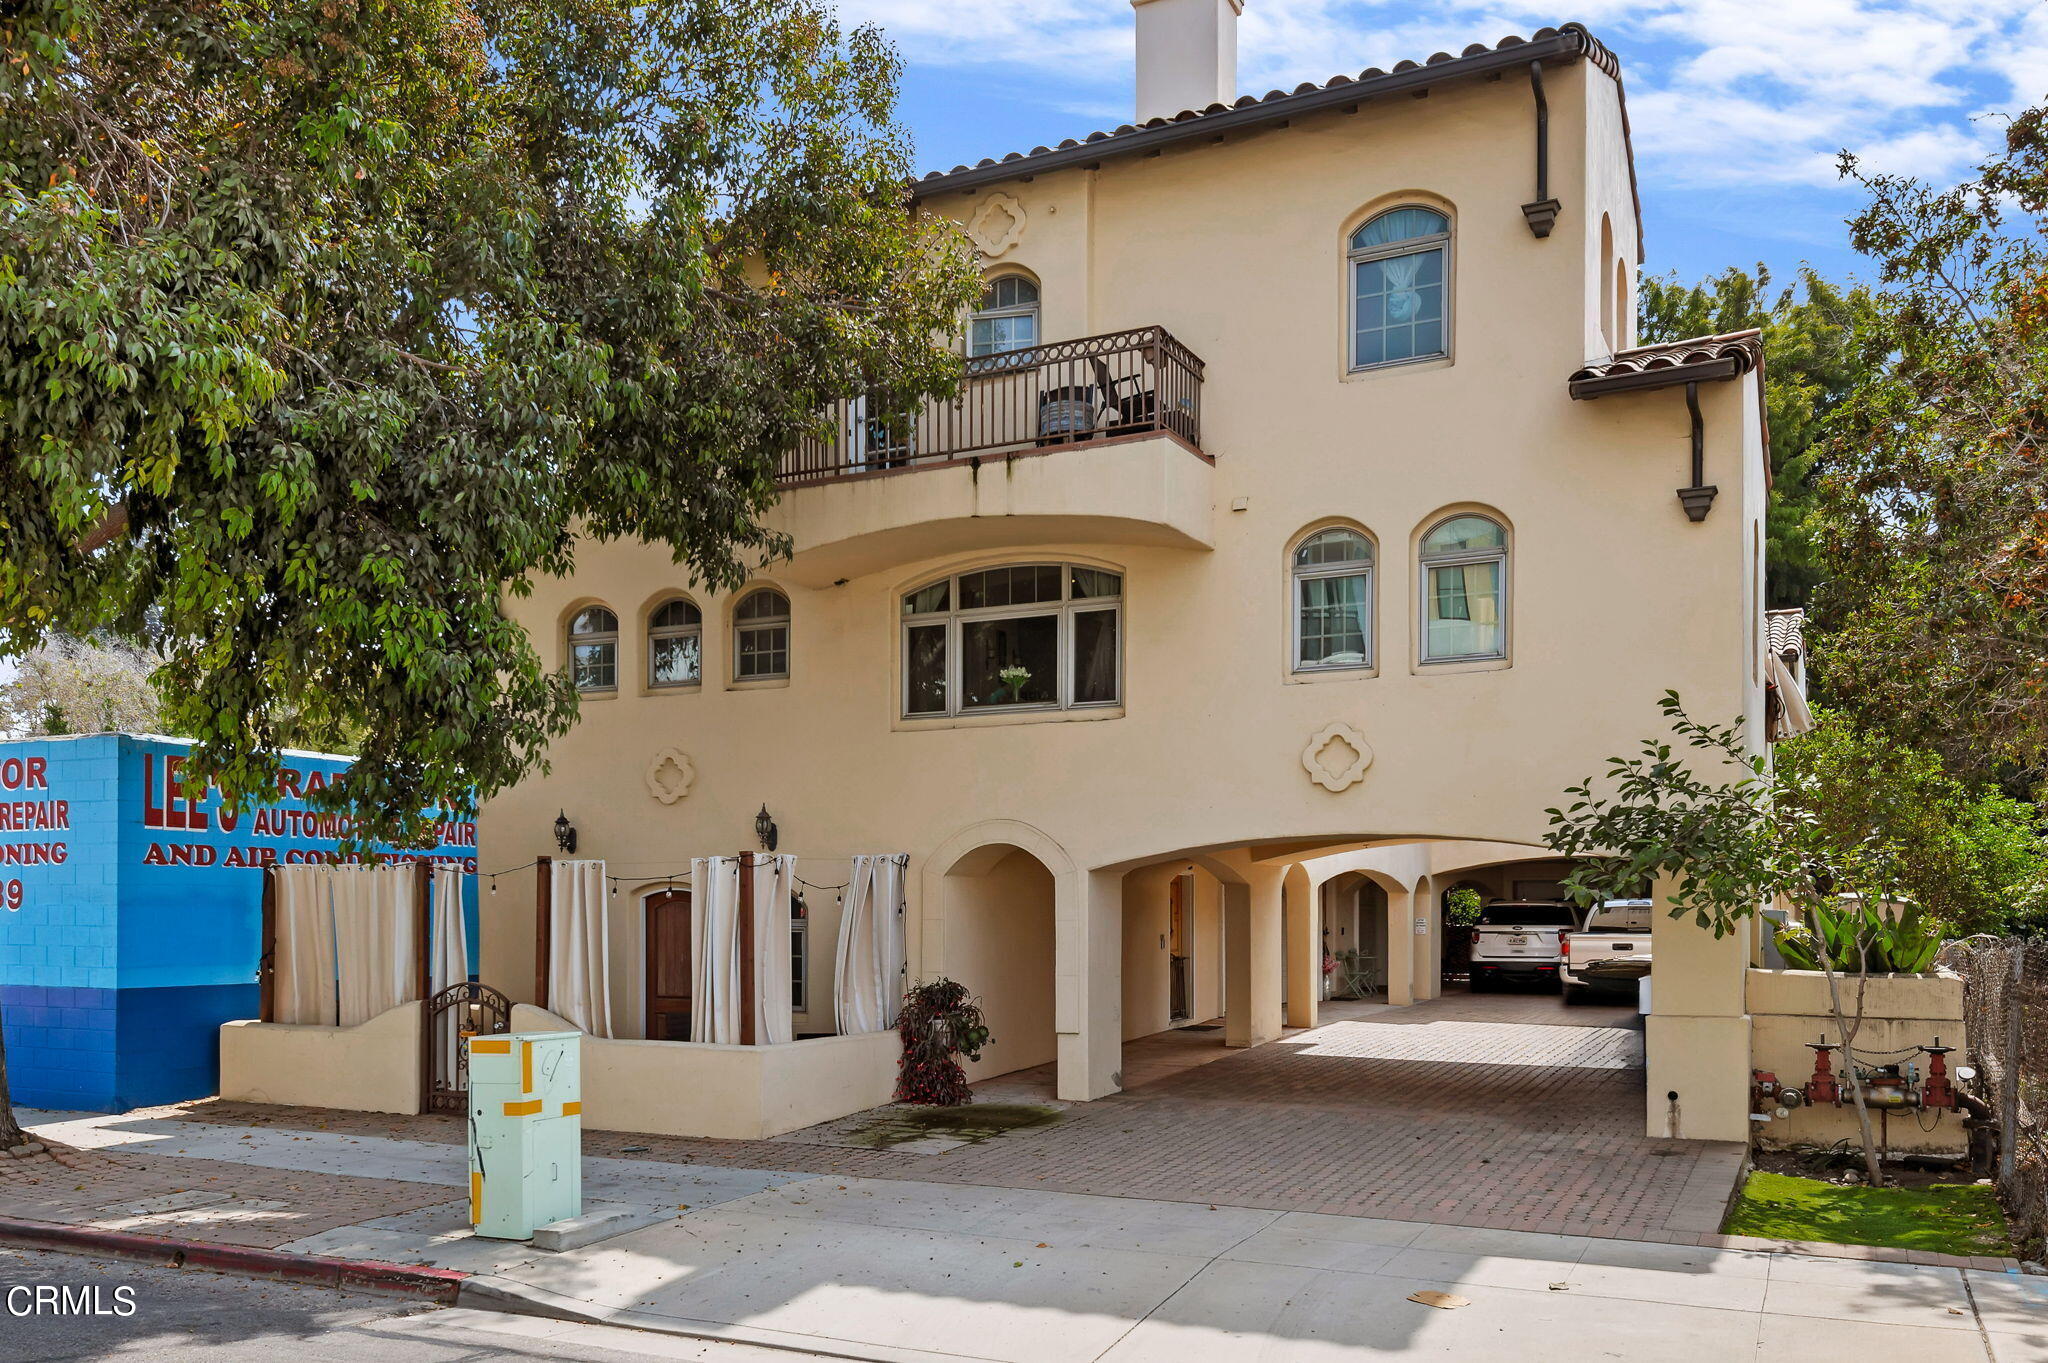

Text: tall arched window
xmin=733 ymin=588 xmax=790 ymax=681
xmin=970 ymin=275 xmax=1040 ymax=358
xmin=567 ymin=606 xmax=619 ymax=693
xmin=1348 ymin=207 xmax=1450 ymax=371
xmin=648 ymin=598 xmax=702 ymax=688
xmin=1292 ymin=528 xmax=1374 ymax=672
xmin=1419 ymin=515 xmax=1508 ymax=662
xmin=902 ymin=564 xmax=1121 ymax=717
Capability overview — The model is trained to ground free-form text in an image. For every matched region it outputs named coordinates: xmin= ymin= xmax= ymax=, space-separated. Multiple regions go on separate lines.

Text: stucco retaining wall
xmin=218 ymin=1002 xmax=423 ymax=1115
xmin=1747 ymin=968 xmax=1966 ymax=1154
xmin=510 ymin=1005 xmax=900 ymax=1139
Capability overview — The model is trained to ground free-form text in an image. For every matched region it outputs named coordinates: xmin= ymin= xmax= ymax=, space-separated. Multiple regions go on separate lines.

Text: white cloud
xmin=836 ymin=0 xmax=2048 ymax=190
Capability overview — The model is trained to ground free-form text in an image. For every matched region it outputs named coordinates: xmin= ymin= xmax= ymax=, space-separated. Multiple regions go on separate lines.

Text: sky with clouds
xmin=840 ymin=0 xmax=2048 ymax=288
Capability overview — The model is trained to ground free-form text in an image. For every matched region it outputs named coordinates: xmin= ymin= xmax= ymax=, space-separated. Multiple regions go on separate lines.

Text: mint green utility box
xmin=466 ymin=1030 xmax=582 ymax=1240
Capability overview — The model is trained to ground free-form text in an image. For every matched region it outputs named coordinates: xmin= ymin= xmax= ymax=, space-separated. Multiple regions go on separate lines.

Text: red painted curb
xmin=0 ymin=1217 xmax=466 ymax=1303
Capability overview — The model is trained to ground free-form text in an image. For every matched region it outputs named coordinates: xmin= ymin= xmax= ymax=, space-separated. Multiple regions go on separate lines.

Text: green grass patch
xmin=1724 ymin=1170 xmax=2013 ymax=1257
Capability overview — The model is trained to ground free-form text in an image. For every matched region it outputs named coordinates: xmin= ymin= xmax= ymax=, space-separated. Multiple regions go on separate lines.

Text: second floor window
xmin=1420 ymin=515 xmax=1507 ymax=662
xmin=903 ymin=564 xmax=1121 ymax=717
xmin=1349 ymin=207 xmax=1449 ymax=371
xmin=568 ymin=606 xmax=619 ymax=693
xmin=734 ymin=588 xmax=790 ymax=681
xmin=648 ymin=598 xmax=702 ymax=688
xmin=970 ymin=275 xmax=1040 ymax=358
xmin=1293 ymin=528 xmax=1374 ymax=672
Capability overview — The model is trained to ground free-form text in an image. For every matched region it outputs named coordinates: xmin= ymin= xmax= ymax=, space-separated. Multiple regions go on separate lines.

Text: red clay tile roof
xmin=1567 ymin=330 xmax=1765 ymax=394
xmin=912 ymin=23 xmax=1643 ymax=261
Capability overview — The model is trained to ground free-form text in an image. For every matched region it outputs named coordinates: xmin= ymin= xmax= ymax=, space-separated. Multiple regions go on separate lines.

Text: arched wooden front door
xmin=645 ymin=890 xmax=693 ymax=1040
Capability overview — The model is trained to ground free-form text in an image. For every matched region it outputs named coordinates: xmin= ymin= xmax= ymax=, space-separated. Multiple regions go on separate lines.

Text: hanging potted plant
xmin=896 ymin=978 xmax=992 ymax=1106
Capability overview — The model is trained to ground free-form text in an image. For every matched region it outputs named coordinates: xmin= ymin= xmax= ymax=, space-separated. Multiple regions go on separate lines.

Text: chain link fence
xmin=1937 ymin=935 xmax=2048 ymax=1254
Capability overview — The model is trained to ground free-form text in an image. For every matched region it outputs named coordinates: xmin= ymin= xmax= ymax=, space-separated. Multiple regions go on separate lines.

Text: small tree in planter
xmin=1545 ymin=692 xmax=1997 ymax=1186
xmin=895 ymin=978 xmax=993 ymax=1106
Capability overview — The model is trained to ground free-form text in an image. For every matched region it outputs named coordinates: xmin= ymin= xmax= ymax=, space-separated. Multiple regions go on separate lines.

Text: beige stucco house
xmin=475 ymin=4 xmax=1774 ymax=1144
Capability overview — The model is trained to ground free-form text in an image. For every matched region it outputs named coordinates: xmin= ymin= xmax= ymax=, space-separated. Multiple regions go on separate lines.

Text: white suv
xmin=1467 ymin=900 xmax=1577 ymax=991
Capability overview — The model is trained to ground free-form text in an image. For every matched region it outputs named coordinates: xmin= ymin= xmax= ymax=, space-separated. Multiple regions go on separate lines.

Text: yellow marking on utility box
xmin=561 ymin=1102 xmax=581 ymax=1116
xmin=470 ymin=1039 xmax=511 ymax=1054
xmin=521 ymin=1041 xmax=533 ymax=1093
xmin=502 ymin=1099 xmax=542 ymax=1116
xmin=469 ymin=1171 xmax=482 ymax=1223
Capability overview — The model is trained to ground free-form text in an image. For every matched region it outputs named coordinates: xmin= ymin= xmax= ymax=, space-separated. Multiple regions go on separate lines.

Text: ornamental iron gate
xmin=424 ymin=981 xmax=512 ymax=1114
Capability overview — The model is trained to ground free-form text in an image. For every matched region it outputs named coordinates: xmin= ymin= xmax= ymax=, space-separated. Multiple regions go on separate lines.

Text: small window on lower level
xmin=734 ymin=588 xmax=791 ymax=681
xmin=902 ymin=564 xmax=1121 ymax=717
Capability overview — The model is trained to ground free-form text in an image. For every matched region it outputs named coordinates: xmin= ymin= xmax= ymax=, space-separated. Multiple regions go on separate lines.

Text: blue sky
xmin=843 ymin=1 xmax=2048 ymax=290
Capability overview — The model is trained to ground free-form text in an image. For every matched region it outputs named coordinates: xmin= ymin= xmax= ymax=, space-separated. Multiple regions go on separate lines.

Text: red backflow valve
xmin=1921 ymin=1037 xmax=1959 ymax=1110
xmin=1804 ymin=1036 xmax=1842 ymax=1106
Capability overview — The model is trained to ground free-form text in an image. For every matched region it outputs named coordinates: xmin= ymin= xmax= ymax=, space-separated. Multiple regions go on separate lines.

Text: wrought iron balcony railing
xmin=778 ymin=326 xmax=1205 ymax=485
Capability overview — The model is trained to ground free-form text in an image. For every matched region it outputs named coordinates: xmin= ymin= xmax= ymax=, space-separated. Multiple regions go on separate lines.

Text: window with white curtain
xmin=1292 ymin=528 xmax=1374 ymax=672
xmin=733 ymin=588 xmax=790 ymax=681
xmin=1419 ymin=515 xmax=1508 ymax=662
xmin=902 ymin=564 xmax=1121 ymax=717
xmin=567 ymin=606 xmax=619 ymax=692
xmin=1349 ymin=207 xmax=1450 ymax=371
xmin=647 ymin=598 xmax=702 ymax=688
xmin=969 ymin=275 xmax=1040 ymax=358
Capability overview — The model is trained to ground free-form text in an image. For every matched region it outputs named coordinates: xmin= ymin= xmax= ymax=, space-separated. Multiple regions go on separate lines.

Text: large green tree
xmin=1638 ymin=266 xmax=1874 ymax=610
xmin=1812 ymin=120 xmax=2048 ymax=786
xmin=0 ymin=0 xmax=979 ymax=841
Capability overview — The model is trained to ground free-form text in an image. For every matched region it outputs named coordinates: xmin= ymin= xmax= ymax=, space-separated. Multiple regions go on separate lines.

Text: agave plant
xmin=1775 ymin=898 xmax=1942 ymax=974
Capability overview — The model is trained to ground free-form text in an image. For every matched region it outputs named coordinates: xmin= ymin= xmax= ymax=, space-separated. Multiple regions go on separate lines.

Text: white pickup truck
xmin=1559 ymin=899 xmax=1653 ymax=1005
xmin=1467 ymin=900 xmax=1578 ymax=991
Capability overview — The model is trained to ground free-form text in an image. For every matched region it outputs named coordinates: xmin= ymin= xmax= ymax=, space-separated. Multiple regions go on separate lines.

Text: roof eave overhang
xmin=1567 ymin=357 xmax=1746 ymax=400
xmin=909 ymin=28 xmax=1589 ymax=201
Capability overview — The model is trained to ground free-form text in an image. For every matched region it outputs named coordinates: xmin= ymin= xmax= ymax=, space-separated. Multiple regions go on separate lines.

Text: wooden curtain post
xmin=738 ymin=852 xmax=757 ymax=1046
xmin=412 ymin=858 xmax=433 ymax=1003
xmin=259 ymin=865 xmax=276 ymax=1024
xmin=535 ymin=855 xmax=553 ymax=1010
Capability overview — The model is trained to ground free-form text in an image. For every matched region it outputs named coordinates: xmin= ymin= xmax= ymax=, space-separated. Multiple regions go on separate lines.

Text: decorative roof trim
xmin=1566 ymin=330 xmax=1764 ymax=399
xmin=910 ymin=24 xmax=1644 ymax=261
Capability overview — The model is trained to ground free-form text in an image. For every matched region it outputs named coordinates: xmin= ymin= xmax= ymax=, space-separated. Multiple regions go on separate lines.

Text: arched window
xmin=1348 ymin=206 xmax=1450 ymax=371
xmin=567 ymin=606 xmax=619 ymax=693
xmin=648 ymin=598 xmax=702 ymax=688
xmin=1292 ymin=528 xmax=1374 ymax=672
xmin=1419 ymin=515 xmax=1508 ymax=662
xmin=733 ymin=589 xmax=790 ymax=681
xmin=902 ymin=564 xmax=1121 ymax=717
xmin=970 ymin=275 xmax=1040 ymax=358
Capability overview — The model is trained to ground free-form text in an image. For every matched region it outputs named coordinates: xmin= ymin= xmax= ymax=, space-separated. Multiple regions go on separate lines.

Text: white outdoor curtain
xmin=333 ymin=865 xmax=415 ymax=1027
xmin=1767 ymin=651 xmax=1815 ymax=739
xmin=691 ymin=856 xmax=743 ymax=1043
xmin=835 ymin=854 xmax=908 ymax=1035
xmin=272 ymin=864 xmax=337 ymax=1025
xmin=548 ymin=859 xmax=615 ymax=1038
xmin=751 ymin=854 xmax=797 ymax=1046
xmin=428 ymin=863 xmax=467 ymax=992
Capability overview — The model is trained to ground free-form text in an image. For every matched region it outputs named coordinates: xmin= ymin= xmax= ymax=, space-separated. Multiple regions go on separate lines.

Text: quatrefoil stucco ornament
xmin=966 ymin=192 xmax=1027 ymax=257
xmin=1302 ymin=722 xmax=1374 ymax=792
xmin=644 ymin=748 xmax=696 ymax=806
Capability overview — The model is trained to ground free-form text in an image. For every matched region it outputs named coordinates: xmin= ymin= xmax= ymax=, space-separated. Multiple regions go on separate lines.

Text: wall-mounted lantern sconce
xmin=553 ymin=810 xmax=578 ymax=855
xmin=755 ymin=804 xmax=779 ymax=853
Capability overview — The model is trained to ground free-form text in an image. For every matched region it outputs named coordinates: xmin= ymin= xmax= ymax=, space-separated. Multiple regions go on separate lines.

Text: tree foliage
xmin=1811 ymin=121 xmax=2048 ymax=783
xmin=1638 ymin=266 xmax=1875 ymax=609
xmin=0 ymin=0 xmax=980 ymax=841
xmin=0 ymin=632 xmax=165 ymax=736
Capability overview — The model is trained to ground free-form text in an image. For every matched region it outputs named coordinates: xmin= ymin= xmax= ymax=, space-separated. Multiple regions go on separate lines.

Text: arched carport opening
xmin=937 ymin=842 xmax=1057 ymax=1083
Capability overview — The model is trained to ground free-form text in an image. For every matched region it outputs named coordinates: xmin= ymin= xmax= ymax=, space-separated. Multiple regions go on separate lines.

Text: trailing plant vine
xmin=895 ymin=978 xmax=992 ymax=1106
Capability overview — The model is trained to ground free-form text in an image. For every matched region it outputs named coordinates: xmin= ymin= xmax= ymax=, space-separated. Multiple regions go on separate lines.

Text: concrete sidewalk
xmin=11 ymin=1108 xmax=2044 ymax=1362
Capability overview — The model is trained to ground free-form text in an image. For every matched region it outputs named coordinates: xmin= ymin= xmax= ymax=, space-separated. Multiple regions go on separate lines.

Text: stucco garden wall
xmin=510 ymin=1005 xmax=899 ymax=1139
xmin=218 ymin=1002 xmax=423 ymax=1116
xmin=1747 ymin=968 xmax=1967 ymax=1155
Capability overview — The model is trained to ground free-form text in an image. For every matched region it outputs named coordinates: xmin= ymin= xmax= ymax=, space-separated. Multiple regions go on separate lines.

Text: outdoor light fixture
xmin=553 ymin=810 xmax=578 ymax=854
xmin=755 ymin=804 xmax=779 ymax=853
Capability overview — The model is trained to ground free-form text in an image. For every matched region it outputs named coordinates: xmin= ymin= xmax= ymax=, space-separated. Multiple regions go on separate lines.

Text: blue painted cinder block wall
xmin=0 ymin=734 xmax=478 ymax=1113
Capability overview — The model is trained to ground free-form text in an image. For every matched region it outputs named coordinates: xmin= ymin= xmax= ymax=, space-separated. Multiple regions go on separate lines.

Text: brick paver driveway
xmin=156 ymin=988 xmax=1741 ymax=1248
xmin=898 ymin=989 xmax=1743 ymax=1242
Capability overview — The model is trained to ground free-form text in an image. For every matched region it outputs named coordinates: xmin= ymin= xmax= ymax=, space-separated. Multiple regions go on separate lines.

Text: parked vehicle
xmin=1559 ymin=899 xmax=1653 ymax=1004
xmin=1467 ymin=900 xmax=1577 ymax=991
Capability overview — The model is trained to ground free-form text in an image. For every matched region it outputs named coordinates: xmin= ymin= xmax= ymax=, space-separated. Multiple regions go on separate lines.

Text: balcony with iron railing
xmin=768 ymin=327 xmax=1215 ymax=587
xmin=778 ymin=326 xmax=1206 ymax=485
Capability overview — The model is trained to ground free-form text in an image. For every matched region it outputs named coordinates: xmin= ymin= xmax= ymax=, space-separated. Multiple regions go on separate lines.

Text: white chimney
xmin=1132 ymin=0 xmax=1241 ymax=123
